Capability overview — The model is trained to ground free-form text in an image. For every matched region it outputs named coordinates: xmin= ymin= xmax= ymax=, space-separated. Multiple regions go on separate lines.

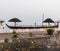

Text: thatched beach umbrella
xmin=8 ymin=18 xmax=22 ymax=26
xmin=43 ymin=18 xmax=54 ymax=26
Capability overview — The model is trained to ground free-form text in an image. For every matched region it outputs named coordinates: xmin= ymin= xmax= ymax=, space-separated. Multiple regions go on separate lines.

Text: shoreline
xmin=0 ymin=30 xmax=47 ymax=34
xmin=0 ymin=29 xmax=59 ymax=38
xmin=0 ymin=28 xmax=59 ymax=34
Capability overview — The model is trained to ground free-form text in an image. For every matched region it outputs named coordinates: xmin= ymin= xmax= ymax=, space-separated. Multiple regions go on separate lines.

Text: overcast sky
xmin=0 ymin=0 xmax=60 ymax=25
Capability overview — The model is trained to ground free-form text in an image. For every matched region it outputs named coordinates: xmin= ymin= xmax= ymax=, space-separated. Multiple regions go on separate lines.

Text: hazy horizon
xmin=0 ymin=0 xmax=60 ymax=26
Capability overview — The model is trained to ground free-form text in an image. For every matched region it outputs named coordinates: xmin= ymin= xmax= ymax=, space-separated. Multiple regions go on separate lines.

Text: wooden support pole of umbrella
xmin=48 ymin=23 xmax=50 ymax=26
xmin=15 ymin=22 xmax=16 ymax=26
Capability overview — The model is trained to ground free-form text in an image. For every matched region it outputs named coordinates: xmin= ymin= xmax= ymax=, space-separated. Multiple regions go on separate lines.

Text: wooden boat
xmin=6 ymin=24 xmax=58 ymax=29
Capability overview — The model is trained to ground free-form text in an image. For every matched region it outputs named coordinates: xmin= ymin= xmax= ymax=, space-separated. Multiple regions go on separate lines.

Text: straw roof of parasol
xmin=43 ymin=18 xmax=54 ymax=23
xmin=8 ymin=18 xmax=22 ymax=22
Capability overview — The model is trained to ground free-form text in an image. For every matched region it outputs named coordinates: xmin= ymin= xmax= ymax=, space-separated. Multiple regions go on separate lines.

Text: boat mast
xmin=42 ymin=12 xmax=44 ymax=26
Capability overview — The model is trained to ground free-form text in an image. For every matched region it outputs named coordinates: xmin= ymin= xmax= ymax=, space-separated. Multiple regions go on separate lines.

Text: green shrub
xmin=47 ymin=29 xmax=54 ymax=35
xmin=29 ymin=32 xmax=32 ymax=37
xmin=12 ymin=30 xmax=16 ymax=34
xmin=12 ymin=30 xmax=18 ymax=38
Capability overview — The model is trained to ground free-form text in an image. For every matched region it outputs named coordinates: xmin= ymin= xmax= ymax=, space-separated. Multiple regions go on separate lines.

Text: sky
xmin=0 ymin=0 xmax=60 ymax=26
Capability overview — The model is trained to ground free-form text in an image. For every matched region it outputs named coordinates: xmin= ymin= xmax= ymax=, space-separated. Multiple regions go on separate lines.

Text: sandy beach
xmin=0 ymin=28 xmax=58 ymax=39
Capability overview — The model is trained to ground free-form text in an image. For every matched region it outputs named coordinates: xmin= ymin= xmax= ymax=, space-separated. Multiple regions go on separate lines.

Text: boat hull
xmin=6 ymin=24 xmax=58 ymax=29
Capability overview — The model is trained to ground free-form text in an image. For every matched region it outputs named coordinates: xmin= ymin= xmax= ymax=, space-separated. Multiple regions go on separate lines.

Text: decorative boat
xmin=6 ymin=24 xmax=58 ymax=29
